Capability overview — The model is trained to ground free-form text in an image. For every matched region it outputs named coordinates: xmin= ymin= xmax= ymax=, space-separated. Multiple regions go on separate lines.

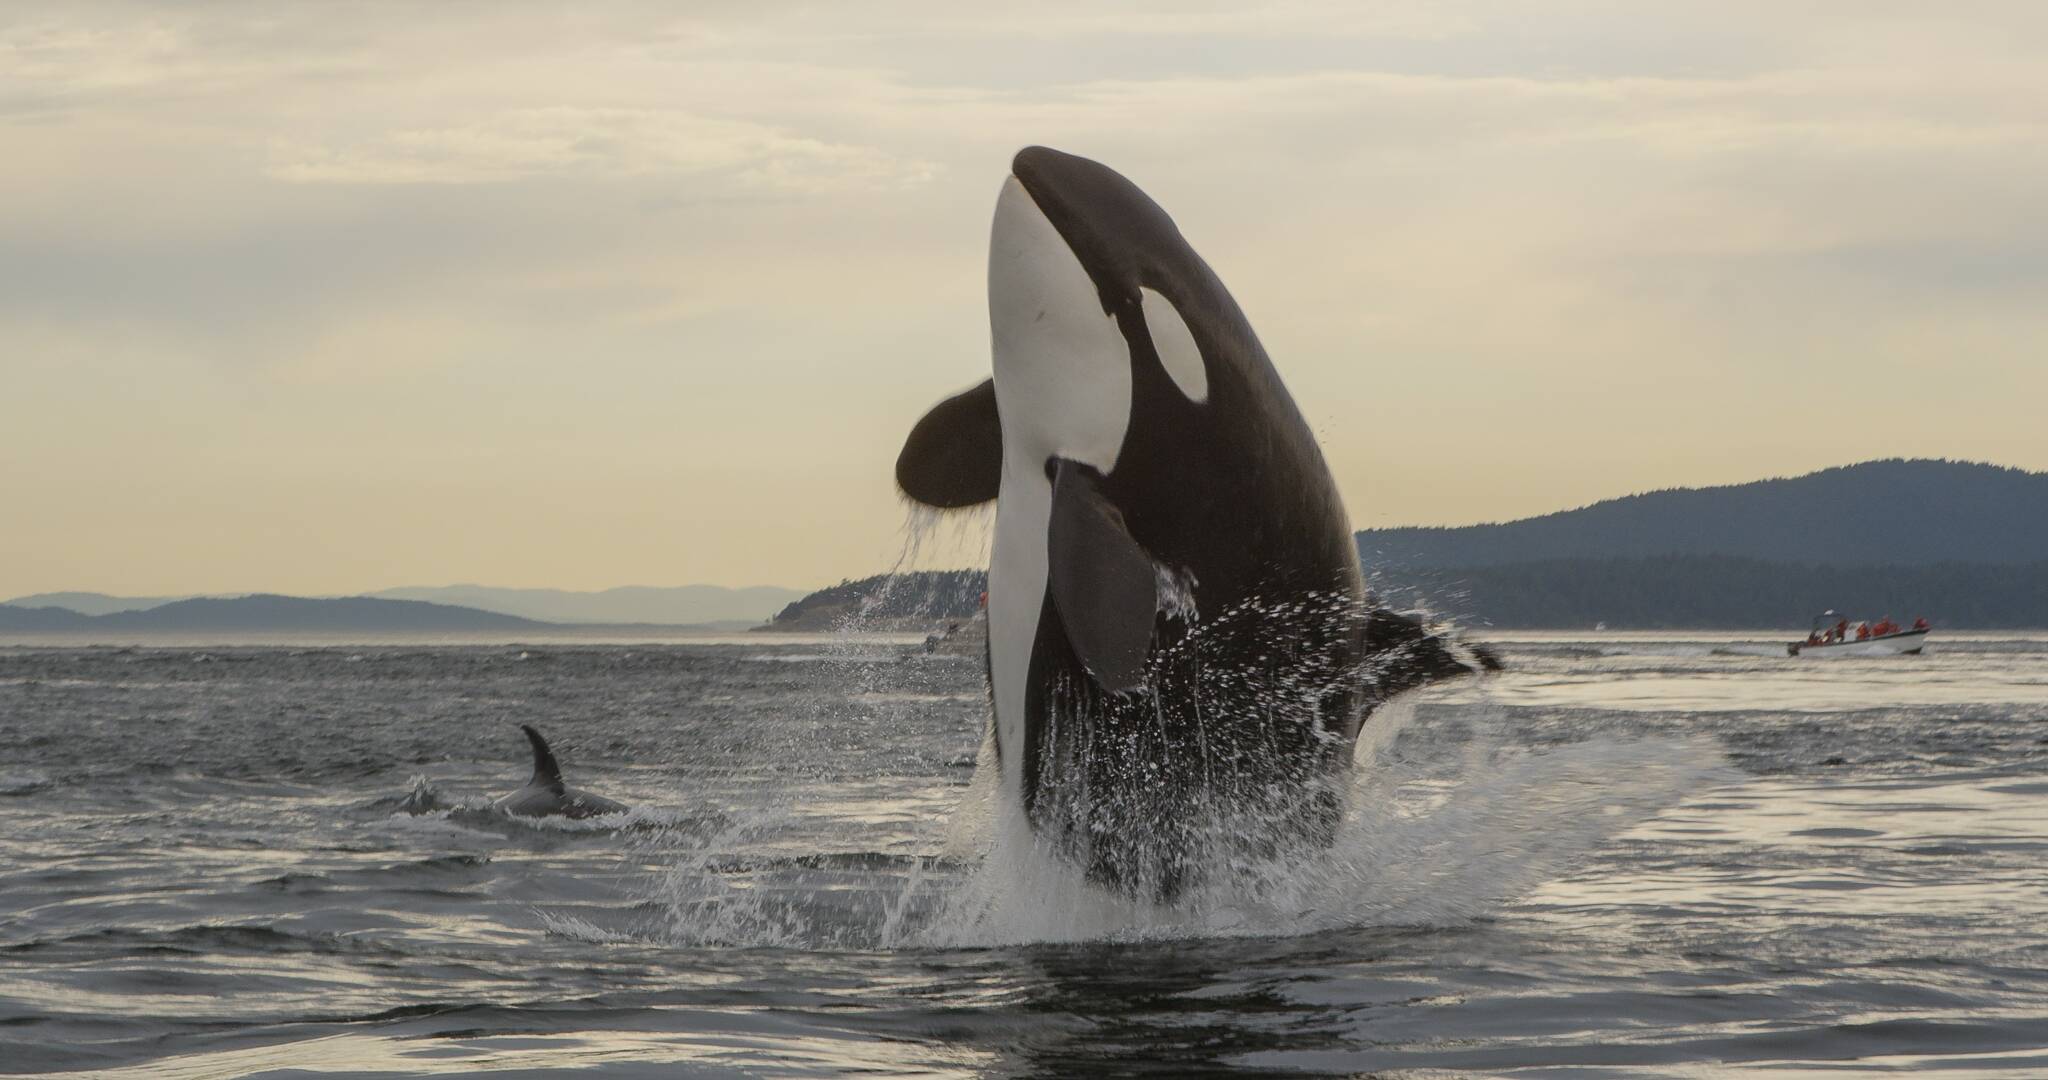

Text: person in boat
xmin=1855 ymin=622 xmax=1870 ymax=640
xmin=1913 ymin=616 xmax=1930 ymax=631
xmin=1833 ymin=618 xmax=1849 ymax=642
xmin=1807 ymin=630 xmax=1824 ymax=646
xmin=1877 ymin=616 xmax=1898 ymax=636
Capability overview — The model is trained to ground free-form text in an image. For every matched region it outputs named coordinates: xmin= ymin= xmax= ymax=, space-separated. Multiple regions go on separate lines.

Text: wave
xmin=1 ymin=923 xmax=406 ymax=959
xmin=358 ymin=776 xmax=720 ymax=836
xmin=356 ymin=773 xmax=453 ymax=814
xmin=0 ymin=768 xmax=54 ymax=796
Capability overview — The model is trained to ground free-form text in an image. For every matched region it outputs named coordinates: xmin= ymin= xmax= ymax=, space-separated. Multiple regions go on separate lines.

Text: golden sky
xmin=4 ymin=2 xmax=2045 ymax=596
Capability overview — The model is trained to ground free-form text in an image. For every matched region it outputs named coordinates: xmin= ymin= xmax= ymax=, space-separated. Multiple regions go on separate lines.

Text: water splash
xmin=834 ymin=504 xmax=993 ymax=633
xmin=632 ymin=689 xmax=1725 ymax=951
xmin=535 ymin=910 xmax=639 ymax=944
xmin=396 ymin=774 xmax=448 ymax=814
xmin=1154 ymin=564 xmax=1199 ymax=622
xmin=635 ymin=509 xmax=1726 ymax=950
xmin=920 ymin=707 xmax=1725 ymax=946
xmin=637 ymin=508 xmax=995 ymax=949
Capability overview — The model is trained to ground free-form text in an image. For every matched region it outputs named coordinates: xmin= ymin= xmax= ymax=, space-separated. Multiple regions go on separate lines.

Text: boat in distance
xmin=1787 ymin=628 xmax=1929 ymax=657
xmin=1788 ymin=610 xmax=1931 ymax=657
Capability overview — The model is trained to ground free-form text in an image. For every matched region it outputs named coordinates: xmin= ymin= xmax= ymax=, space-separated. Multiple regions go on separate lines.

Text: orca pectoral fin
xmin=1049 ymin=460 xmax=1157 ymax=692
xmin=897 ymin=379 xmax=1002 ymax=508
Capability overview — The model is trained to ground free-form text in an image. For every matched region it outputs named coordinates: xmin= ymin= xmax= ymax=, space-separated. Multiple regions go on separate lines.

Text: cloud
xmin=264 ymin=106 xmax=938 ymax=192
xmin=3 ymin=0 xmax=2047 ymax=594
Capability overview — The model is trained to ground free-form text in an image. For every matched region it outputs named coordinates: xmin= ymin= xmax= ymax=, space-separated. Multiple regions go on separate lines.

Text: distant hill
xmin=0 ymin=606 xmax=92 ymax=631
xmin=765 ymin=571 xmax=985 ymax=631
xmin=1358 ymin=460 xmax=2047 ymax=569
xmin=0 ymin=595 xmax=546 ymax=633
xmin=364 ymin=584 xmax=804 ymax=625
xmin=1374 ymin=557 xmax=2048 ymax=630
xmin=753 ymin=460 xmax=2046 ymax=631
xmin=2 ymin=592 xmax=198 ymax=616
xmin=758 ymin=558 xmax=2048 ymax=632
xmin=5 ymin=584 xmax=803 ymax=625
xmin=15 ymin=460 xmax=2040 ymax=633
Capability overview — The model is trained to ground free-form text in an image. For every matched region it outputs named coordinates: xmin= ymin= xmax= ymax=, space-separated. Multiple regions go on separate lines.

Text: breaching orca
xmin=495 ymin=725 xmax=628 ymax=819
xmin=897 ymin=147 xmax=1497 ymax=898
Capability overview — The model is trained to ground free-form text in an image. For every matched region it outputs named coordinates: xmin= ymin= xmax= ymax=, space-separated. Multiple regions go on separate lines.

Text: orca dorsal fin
xmin=520 ymin=724 xmax=566 ymax=794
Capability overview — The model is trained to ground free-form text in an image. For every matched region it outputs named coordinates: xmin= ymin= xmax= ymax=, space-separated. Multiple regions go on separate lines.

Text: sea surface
xmin=1 ymin=633 xmax=2045 ymax=1077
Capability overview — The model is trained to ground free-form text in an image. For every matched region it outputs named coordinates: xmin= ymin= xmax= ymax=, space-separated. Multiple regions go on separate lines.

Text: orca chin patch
xmin=986 ymin=175 xmax=1131 ymax=474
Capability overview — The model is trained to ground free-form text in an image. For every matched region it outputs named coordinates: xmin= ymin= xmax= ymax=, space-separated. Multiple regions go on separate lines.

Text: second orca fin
xmin=520 ymin=724 xmax=567 ymax=795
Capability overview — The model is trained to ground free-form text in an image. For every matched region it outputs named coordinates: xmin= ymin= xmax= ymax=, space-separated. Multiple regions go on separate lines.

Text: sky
xmin=3 ymin=1 xmax=2045 ymax=596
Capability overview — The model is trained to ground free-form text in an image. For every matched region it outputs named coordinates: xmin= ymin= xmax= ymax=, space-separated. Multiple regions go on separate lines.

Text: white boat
xmin=1787 ymin=628 xmax=1929 ymax=658
xmin=1787 ymin=610 xmax=1931 ymax=657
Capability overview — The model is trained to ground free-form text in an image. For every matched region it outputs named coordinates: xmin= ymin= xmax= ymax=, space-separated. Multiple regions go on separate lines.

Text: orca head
xmin=894 ymin=147 xmax=1220 ymax=512
xmin=990 ymin=147 xmax=1213 ymax=478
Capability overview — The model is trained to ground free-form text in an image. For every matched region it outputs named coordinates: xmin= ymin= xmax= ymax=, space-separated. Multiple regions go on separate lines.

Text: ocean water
xmin=1 ymin=633 xmax=2045 ymax=1077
